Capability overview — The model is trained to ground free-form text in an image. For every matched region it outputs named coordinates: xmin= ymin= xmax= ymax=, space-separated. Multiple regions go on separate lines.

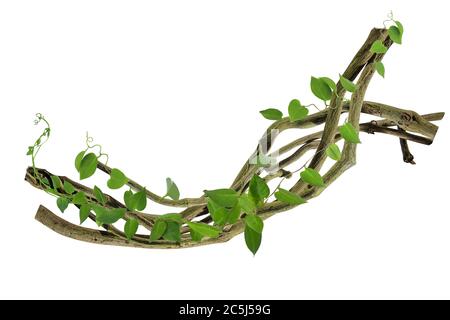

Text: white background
xmin=1 ymin=0 xmax=449 ymax=299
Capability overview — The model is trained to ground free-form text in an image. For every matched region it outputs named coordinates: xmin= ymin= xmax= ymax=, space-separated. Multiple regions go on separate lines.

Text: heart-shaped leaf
xmin=274 ymin=188 xmax=307 ymax=205
xmin=124 ymin=218 xmax=139 ymax=240
xmin=388 ymin=25 xmax=402 ymax=44
xmin=149 ymin=219 xmax=167 ymax=242
xmin=163 ymin=221 xmax=181 ymax=242
xmin=165 ymin=178 xmax=180 ymax=200
xmin=56 ymin=197 xmax=70 ymax=213
xmin=75 ymin=150 xmax=85 ymax=172
xmin=238 ymin=193 xmax=256 ymax=215
xmin=93 ymin=185 xmax=106 ymax=205
xmin=259 ymin=108 xmax=283 ymax=120
xmin=311 ymin=76 xmax=333 ymax=101
xmin=326 ymin=143 xmax=341 ymax=161
xmin=79 ymin=204 xmax=91 ymax=224
xmin=245 ymin=225 xmax=262 ymax=255
xmin=187 ymin=222 xmax=221 ymax=238
xmin=72 ymin=191 xmax=87 ymax=205
xmin=79 ymin=153 xmax=98 ymax=180
xmin=245 ymin=214 xmax=264 ymax=234
xmin=249 ymin=174 xmax=270 ymax=204
xmin=107 ymin=168 xmax=128 ymax=189
xmin=63 ymin=180 xmax=76 ymax=194
xmin=288 ymin=99 xmax=309 ymax=122
xmin=339 ymin=122 xmax=361 ymax=144
xmin=370 ymin=40 xmax=387 ymax=54
xmin=204 ymin=189 xmax=239 ymax=208
xmin=300 ymin=168 xmax=325 ymax=187
xmin=374 ymin=62 xmax=385 ymax=78
xmin=93 ymin=206 xmax=126 ymax=225
xmin=339 ymin=74 xmax=357 ymax=93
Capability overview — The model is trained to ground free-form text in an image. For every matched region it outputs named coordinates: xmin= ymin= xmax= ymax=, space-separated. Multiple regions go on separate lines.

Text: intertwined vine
xmin=25 ymin=16 xmax=444 ymax=255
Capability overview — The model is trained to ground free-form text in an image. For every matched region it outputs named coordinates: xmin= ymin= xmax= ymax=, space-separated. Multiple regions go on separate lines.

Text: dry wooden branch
xmin=25 ymin=27 xmax=444 ymax=250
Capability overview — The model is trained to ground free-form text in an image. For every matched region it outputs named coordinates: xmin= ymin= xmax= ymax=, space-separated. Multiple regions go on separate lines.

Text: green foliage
xmin=274 ymin=188 xmax=307 ymax=205
xmin=339 ymin=122 xmax=361 ymax=143
xmin=79 ymin=204 xmax=91 ymax=224
xmin=165 ymin=178 xmax=180 ymax=200
xmin=249 ymin=174 xmax=270 ymax=205
xmin=260 ymin=108 xmax=283 ymax=120
xmin=370 ymin=40 xmax=387 ymax=54
xmin=204 ymin=189 xmax=239 ymax=208
xmin=124 ymin=189 xmax=147 ymax=211
xmin=190 ymin=229 xmax=203 ymax=242
xmin=149 ymin=219 xmax=167 ymax=242
xmin=56 ymin=197 xmax=70 ymax=213
xmin=310 ymin=76 xmax=333 ymax=101
xmin=74 ymin=151 xmax=85 ymax=172
xmin=238 ymin=193 xmax=256 ymax=215
xmin=388 ymin=25 xmax=402 ymax=44
xmin=93 ymin=186 xmax=106 ymax=205
xmin=245 ymin=226 xmax=262 ymax=255
xmin=227 ymin=204 xmax=241 ymax=225
xmin=207 ymin=199 xmax=228 ymax=225
xmin=63 ymin=180 xmax=76 ymax=194
xmin=50 ymin=175 xmax=63 ymax=190
xmin=288 ymin=99 xmax=309 ymax=122
xmin=107 ymin=168 xmax=128 ymax=189
xmin=124 ymin=218 xmax=139 ymax=240
xmin=326 ymin=143 xmax=341 ymax=161
xmin=374 ymin=62 xmax=385 ymax=78
xmin=300 ymin=168 xmax=325 ymax=187
xmin=187 ymin=222 xmax=221 ymax=239
xmin=93 ymin=206 xmax=126 ymax=225
xmin=245 ymin=214 xmax=264 ymax=234
xmin=163 ymin=221 xmax=181 ymax=242
xmin=79 ymin=153 xmax=98 ymax=180
xmin=395 ymin=20 xmax=404 ymax=34
xmin=339 ymin=75 xmax=357 ymax=93
xmin=159 ymin=213 xmax=184 ymax=223
xmin=72 ymin=191 xmax=87 ymax=205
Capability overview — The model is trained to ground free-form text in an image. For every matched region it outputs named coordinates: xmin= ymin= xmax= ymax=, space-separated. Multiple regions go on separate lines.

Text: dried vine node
xmin=25 ymin=18 xmax=444 ymax=255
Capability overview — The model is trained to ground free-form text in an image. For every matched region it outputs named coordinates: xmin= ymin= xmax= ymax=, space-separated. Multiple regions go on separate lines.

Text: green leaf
xmin=56 ymin=197 xmax=70 ymax=213
xmin=249 ymin=174 xmax=270 ymax=205
xmin=259 ymin=108 xmax=283 ymax=120
xmin=79 ymin=204 xmax=91 ymax=224
xmin=26 ymin=146 xmax=34 ymax=156
xmin=374 ymin=62 xmax=385 ymax=78
xmin=310 ymin=76 xmax=333 ymax=101
xmin=79 ymin=153 xmax=98 ymax=180
xmin=72 ymin=191 xmax=87 ymax=205
xmin=245 ymin=225 xmax=262 ymax=255
xmin=239 ymin=194 xmax=256 ymax=215
xmin=339 ymin=74 xmax=357 ymax=93
xmin=288 ymin=99 xmax=309 ymax=122
xmin=107 ymin=168 xmax=128 ymax=189
xmin=93 ymin=186 xmax=106 ymax=205
xmin=190 ymin=229 xmax=203 ymax=242
xmin=274 ymin=188 xmax=307 ymax=205
xmin=207 ymin=199 xmax=227 ymax=225
xmin=124 ymin=218 xmax=139 ymax=240
xmin=395 ymin=21 xmax=404 ymax=35
xmin=165 ymin=178 xmax=180 ymax=200
xmin=388 ymin=25 xmax=402 ymax=44
xmin=163 ymin=221 xmax=181 ymax=242
xmin=370 ymin=40 xmax=387 ymax=54
xmin=339 ymin=122 xmax=361 ymax=144
xmin=227 ymin=204 xmax=241 ymax=225
xmin=245 ymin=214 xmax=264 ymax=234
xmin=187 ymin=222 xmax=221 ymax=238
xmin=50 ymin=175 xmax=63 ymax=190
xmin=133 ymin=189 xmax=147 ymax=211
xmin=75 ymin=151 xmax=85 ymax=172
xmin=124 ymin=190 xmax=136 ymax=211
xmin=149 ymin=219 xmax=167 ymax=242
xmin=320 ymin=77 xmax=336 ymax=92
xmin=93 ymin=206 xmax=126 ymax=225
xmin=63 ymin=180 xmax=76 ymax=194
xmin=326 ymin=143 xmax=341 ymax=161
xmin=300 ymin=168 xmax=325 ymax=187
xmin=204 ymin=189 xmax=239 ymax=208
xmin=159 ymin=213 xmax=184 ymax=223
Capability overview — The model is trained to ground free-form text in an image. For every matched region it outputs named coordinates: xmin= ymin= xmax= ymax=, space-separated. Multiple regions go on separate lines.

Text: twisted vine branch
xmin=25 ymin=26 xmax=444 ymax=252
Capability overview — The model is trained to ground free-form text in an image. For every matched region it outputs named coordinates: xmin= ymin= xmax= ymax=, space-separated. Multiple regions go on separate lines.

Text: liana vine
xmin=25 ymin=15 xmax=444 ymax=255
